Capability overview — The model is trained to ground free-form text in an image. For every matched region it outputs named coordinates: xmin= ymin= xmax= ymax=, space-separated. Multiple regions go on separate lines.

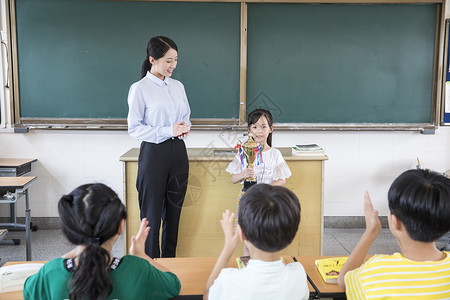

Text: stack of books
xmin=291 ymin=144 xmax=324 ymax=156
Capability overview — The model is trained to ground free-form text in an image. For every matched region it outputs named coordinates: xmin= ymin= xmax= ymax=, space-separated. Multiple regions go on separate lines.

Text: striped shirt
xmin=345 ymin=251 xmax=450 ymax=299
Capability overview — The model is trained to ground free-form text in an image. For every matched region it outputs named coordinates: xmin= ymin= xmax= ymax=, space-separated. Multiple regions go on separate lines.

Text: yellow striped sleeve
xmin=345 ymin=252 xmax=450 ymax=299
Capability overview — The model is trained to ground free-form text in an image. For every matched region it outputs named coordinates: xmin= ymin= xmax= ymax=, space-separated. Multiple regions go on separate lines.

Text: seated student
xmin=23 ymin=183 xmax=181 ymax=300
xmin=203 ymin=184 xmax=309 ymax=300
xmin=338 ymin=169 xmax=450 ymax=299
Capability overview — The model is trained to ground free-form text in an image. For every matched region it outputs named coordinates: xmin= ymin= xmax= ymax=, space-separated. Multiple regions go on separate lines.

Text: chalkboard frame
xmin=6 ymin=0 xmax=445 ymax=132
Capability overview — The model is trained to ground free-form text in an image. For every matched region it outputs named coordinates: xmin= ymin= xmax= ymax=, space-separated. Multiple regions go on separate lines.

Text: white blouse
xmin=226 ymin=147 xmax=291 ymax=184
xmin=127 ymin=72 xmax=191 ymax=144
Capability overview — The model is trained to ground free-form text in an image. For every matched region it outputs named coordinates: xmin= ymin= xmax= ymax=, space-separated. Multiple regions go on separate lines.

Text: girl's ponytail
xmin=58 ymin=183 xmax=127 ymax=300
xmin=70 ymin=243 xmax=112 ymax=300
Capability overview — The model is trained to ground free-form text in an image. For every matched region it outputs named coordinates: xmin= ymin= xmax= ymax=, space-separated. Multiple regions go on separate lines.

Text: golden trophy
xmin=235 ymin=132 xmax=263 ymax=191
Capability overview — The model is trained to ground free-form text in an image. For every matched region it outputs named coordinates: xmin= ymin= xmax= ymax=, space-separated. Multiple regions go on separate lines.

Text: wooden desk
xmin=0 ymin=176 xmax=37 ymax=260
xmin=1 ymin=257 xmax=313 ymax=299
xmin=120 ymin=147 xmax=328 ymax=257
xmin=0 ymin=159 xmax=37 ymax=177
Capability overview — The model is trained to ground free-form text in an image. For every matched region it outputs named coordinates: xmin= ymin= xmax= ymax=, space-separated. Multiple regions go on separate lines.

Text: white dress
xmin=226 ymin=147 xmax=292 ymax=184
xmin=226 ymin=147 xmax=292 ymax=226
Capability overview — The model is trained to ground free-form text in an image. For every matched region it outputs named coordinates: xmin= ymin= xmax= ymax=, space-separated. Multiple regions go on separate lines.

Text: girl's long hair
xmin=248 ymin=108 xmax=274 ymax=147
xmin=141 ymin=36 xmax=178 ymax=79
xmin=58 ymin=183 xmax=127 ymax=300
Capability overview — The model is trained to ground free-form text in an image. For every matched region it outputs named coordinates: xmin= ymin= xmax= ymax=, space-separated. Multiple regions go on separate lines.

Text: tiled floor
xmin=0 ymin=227 xmax=409 ymax=266
xmin=1 ymin=227 xmax=449 ymax=267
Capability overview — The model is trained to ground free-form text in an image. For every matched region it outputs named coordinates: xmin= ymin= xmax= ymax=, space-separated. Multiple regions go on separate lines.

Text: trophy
xmin=235 ymin=132 xmax=263 ymax=191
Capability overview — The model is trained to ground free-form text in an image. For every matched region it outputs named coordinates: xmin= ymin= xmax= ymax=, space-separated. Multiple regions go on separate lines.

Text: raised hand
xmin=130 ymin=218 xmax=150 ymax=258
xmin=364 ymin=191 xmax=382 ymax=236
xmin=220 ymin=210 xmax=240 ymax=251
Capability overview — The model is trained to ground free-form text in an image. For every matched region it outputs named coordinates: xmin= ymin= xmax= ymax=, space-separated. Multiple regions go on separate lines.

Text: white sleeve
xmin=226 ymin=154 xmax=245 ymax=175
xmin=127 ymin=83 xmax=172 ymax=142
xmin=180 ymin=82 xmax=191 ymax=127
xmin=272 ymin=149 xmax=292 ymax=181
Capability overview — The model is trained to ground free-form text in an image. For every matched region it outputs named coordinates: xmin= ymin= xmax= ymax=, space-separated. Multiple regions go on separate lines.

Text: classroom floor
xmin=0 ymin=228 xmax=410 ymax=267
xmin=1 ymin=228 xmax=449 ymax=267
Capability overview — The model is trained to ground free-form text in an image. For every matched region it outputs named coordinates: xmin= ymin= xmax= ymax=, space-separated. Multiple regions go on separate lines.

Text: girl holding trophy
xmin=226 ymin=108 xmax=292 ymax=254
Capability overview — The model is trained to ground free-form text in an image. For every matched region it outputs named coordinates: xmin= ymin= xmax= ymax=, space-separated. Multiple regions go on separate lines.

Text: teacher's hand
xmin=173 ymin=121 xmax=190 ymax=138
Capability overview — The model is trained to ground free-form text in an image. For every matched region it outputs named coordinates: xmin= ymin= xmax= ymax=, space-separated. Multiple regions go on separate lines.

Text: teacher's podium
xmin=120 ymin=148 xmax=327 ymax=257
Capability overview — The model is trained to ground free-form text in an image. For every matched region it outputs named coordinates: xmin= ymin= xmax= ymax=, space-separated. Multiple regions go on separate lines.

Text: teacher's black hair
xmin=141 ymin=36 xmax=178 ymax=79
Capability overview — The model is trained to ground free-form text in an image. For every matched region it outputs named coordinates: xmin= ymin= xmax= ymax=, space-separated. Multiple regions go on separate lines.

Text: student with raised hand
xmin=337 ymin=169 xmax=450 ymax=299
xmin=204 ymin=184 xmax=309 ymax=300
xmin=23 ymin=183 xmax=181 ymax=300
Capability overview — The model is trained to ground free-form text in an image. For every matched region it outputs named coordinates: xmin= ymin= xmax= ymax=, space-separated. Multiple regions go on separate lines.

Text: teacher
xmin=127 ymin=36 xmax=191 ymax=258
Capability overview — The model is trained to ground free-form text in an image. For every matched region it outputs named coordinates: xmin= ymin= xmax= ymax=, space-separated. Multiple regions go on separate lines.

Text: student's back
xmin=24 ymin=255 xmax=180 ymax=300
xmin=208 ymin=258 xmax=307 ymax=300
xmin=204 ymin=184 xmax=309 ymax=300
xmin=23 ymin=183 xmax=180 ymax=300
xmin=345 ymin=252 xmax=450 ymax=299
xmin=338 ymin=169 xmax=450 ymax=300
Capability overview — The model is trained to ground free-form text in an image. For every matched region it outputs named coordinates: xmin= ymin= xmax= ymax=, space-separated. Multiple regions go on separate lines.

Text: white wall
xmin=1 ymin=1 xmax=450 ymax=218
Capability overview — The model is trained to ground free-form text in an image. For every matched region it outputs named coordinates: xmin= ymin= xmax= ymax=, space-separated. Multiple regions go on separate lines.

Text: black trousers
xmin=136 ymin=139 xmax=189 ymax=258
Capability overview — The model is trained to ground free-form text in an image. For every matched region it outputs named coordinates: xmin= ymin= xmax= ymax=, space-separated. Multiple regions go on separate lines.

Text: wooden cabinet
xmin=120 ymin=148 xmax=327 ymax=257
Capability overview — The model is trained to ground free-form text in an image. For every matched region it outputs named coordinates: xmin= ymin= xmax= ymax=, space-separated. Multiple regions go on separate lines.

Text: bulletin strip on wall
xmin=442 ymin=18 xmax=450 ymax=125
xmin=5 ymin=0 xmax=446 ymax=132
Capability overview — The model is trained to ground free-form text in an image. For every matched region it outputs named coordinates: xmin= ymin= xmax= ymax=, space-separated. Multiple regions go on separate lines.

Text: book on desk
xmin=314 ymin=257 xmax=348 ymax=284
xmin=292 ymin=144 xmax=325 ymax=156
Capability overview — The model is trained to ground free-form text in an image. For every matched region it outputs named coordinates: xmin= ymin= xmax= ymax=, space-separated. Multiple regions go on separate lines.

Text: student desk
xmin=0 ymin=176 xmax=37 ymax=261
xmin=0 ymin=159 xmax=37 ymax=177
xmin=295 ymin=256 xmax=346 ymax=299
xmin=120 ymin=148 xmax=328 ymax=257
xmin=0 ymin=158 xmax=37 ymax=252
xmin=1 ymin=256 xmax=326 ymax=300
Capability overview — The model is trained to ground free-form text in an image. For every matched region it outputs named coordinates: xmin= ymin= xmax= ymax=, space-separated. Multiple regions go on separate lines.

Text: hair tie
xmin=87 ymin=237 xmax=101 ymax=245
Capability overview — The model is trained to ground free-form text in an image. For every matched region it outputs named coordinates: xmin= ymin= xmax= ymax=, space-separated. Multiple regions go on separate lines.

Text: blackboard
xmin=247 ymin=3 xmax=438 ymax=124
xmin=14 ymin=0 xmax=241 ymax=121
xmin=10 ymin=1 xmax=442 ymax=129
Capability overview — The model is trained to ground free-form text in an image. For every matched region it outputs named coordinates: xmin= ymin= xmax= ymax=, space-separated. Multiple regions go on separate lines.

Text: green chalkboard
xmin=14 ymin=0 xmax=241 ymax=120
xmin=247 ymin=4 xmax=437 ymax=124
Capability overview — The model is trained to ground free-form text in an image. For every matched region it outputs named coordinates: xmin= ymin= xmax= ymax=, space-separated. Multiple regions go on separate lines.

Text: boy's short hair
xmin=238 ymin=184 xmax=301 ymax=252
xmin=388 ymin=169 xmax=450 ymax=242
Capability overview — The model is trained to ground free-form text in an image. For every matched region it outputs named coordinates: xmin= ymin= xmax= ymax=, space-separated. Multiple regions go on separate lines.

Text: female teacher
xmin=127 ymin=36 xmax=191 ymax=258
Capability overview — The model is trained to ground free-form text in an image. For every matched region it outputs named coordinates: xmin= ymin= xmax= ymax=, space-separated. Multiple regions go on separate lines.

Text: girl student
xmin=127 ymin=36 xmax=191 ymax=258
xmin=23 ymin=183 xmax=181 ymax=300
xmin=227 ymin=108 xmax=291 ymax=186
xmin=226 ymin=108 xmax=292 ymax=255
